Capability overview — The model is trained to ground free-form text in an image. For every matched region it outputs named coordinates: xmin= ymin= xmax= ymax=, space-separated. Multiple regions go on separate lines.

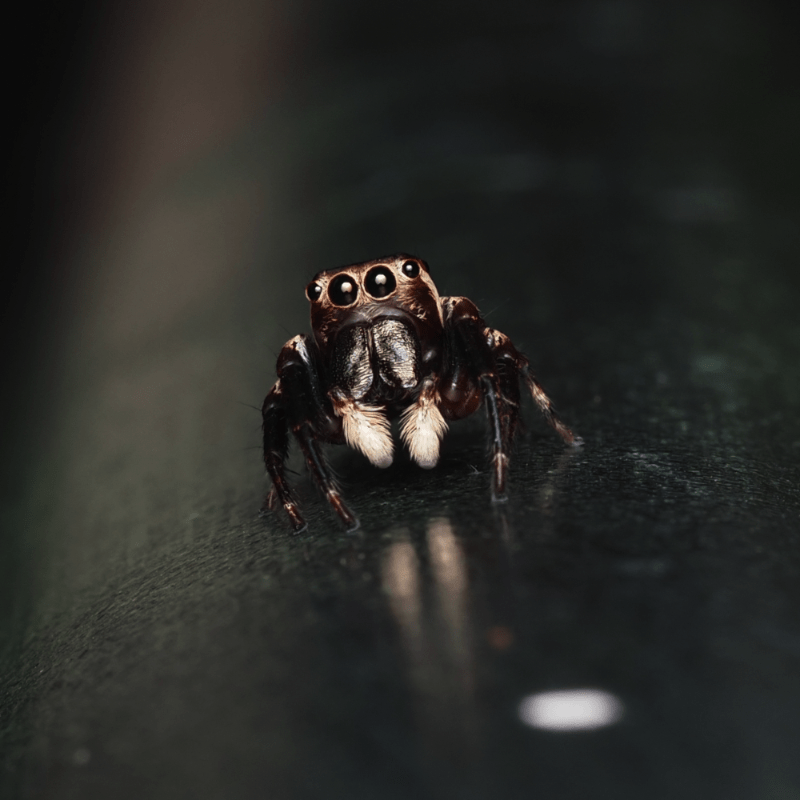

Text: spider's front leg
xmin=440 ymin=298 xmax=520 ymax=502
xmin=440 ymin=297 xmax=580 ymax=503
xmin=262 ymin=384 xmax=306 ymax=531
xmin=262 ymin=335 xmax=358 ymax=532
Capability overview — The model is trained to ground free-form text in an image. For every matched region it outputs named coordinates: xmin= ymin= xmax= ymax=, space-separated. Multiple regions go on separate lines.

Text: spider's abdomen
xmin=329 ymin=317 xmax=422 ymax=404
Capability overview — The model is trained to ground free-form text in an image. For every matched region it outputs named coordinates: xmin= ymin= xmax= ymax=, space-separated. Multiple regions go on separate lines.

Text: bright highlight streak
xmin=518 ymin=689 xmax=624 ymax=732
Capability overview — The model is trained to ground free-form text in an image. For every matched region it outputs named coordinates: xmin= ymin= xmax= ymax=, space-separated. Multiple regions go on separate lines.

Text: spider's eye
xmin=329 ymin=274 xmax=359 ymax=306
xmin=306 ymin=281 xmax=322 ymax=302
xmin=365 ymin=266 xmax=397 ymax=298
xmin=402 ymin=260 xmax=420 ymax=278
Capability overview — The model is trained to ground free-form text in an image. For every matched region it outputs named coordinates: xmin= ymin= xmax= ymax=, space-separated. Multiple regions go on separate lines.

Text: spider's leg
xmin=295 ymin=426 xmax=359 ymax=531
xmin=490 ymin=332 xmax=523 ymax=454
xmin=520 ymin=363 xmax=582 ymax=446
xmin=443 ymin=298 xmax=516 ymax=502
xmin=276 ymin=335 xmax=359 ymax=531
xmin=262 ymin=383 xmax=306 ymax=532
xmin=486 ymin=327 xmax=581 ymax=446
xmin=480 ymin=372 xmax=511 ymax=502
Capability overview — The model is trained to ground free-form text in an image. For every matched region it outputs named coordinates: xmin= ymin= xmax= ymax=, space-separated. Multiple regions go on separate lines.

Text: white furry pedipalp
xmin=400 ymin=382 xmax=448 ymax=469
xmin=335 ymin=399 xmax=394 ymax=468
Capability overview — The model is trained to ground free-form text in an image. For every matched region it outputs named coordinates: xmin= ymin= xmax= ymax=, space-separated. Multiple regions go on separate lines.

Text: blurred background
xmin=3 ymin=1 xmax=799 ymax=798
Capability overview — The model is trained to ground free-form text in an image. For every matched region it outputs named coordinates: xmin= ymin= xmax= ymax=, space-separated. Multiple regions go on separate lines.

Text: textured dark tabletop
xmin=2 ymin=1 xmax=800 ymax=798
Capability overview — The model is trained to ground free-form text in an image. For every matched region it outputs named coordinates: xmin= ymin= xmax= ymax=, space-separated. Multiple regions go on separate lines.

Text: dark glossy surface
xmin=2 ymin=1 xmax=800 ymax=798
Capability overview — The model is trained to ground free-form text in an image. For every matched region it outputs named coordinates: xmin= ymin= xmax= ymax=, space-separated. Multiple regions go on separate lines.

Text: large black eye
xmin=329 ymin=274 xmax=359 ymax=306
xmin=306 ymin=281 xmax=322 ymax=302
xmin=365 ymin=266 xmax=397 ymax=298
xmin=402 ymin=260 xmax=420 ymax=278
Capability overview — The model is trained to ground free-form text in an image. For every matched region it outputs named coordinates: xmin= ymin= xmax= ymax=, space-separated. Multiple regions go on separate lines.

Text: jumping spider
xmin=262 ymin=254 xmax=580 ymax=532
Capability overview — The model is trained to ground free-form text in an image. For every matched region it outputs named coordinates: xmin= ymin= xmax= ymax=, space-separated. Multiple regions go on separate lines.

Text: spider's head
xmin=305 ymin=254 xmax=442 ymax=349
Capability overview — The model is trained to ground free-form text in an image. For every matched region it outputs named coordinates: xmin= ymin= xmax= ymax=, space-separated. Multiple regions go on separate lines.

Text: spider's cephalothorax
xmin=261 ymin=254 xmax=581 ymax=531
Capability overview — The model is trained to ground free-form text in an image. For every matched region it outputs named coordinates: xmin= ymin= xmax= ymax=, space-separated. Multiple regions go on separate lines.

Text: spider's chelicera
xmin=262 ymin=254 xmax=581 ymax=532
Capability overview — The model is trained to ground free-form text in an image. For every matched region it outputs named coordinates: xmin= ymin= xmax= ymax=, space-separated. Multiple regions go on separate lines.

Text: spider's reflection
xmin=381 ymin=517 xmax=478 ymax=760
xmin=379 ymin=445 xmax=581 ymax=759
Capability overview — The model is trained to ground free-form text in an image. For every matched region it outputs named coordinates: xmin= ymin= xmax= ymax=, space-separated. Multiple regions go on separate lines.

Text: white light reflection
xmin=382 ymin=534 xmax=422 ymax=646
xmin=381 ymin=520 xmax=479 ymax=755
xmin=518 ymin=689 xmax=624 ymax=732
xmin=428 ymin=517 xmax=474 ymax=694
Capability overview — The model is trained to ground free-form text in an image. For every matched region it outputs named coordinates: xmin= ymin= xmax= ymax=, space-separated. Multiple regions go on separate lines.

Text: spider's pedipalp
xmin=400 ymin=378 xmax=448 ymax=468
xmin=330 ymin=392 xmax=394 ymax=469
